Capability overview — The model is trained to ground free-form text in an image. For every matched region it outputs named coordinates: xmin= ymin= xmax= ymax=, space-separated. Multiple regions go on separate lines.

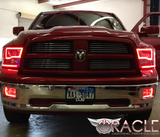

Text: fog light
xmin=142 ymin=87 xmax=154 ymax=99
xmin=4 ymin=87 xmax=17 ymax=98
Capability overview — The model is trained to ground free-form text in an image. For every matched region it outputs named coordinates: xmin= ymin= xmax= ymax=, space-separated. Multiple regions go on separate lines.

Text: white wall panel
xmin=0 ymin=9 xmax=17 ymax=38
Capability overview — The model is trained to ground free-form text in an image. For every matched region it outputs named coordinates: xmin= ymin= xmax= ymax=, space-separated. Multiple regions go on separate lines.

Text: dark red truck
xmin=1 ymin=11 xmax=159 ymax=123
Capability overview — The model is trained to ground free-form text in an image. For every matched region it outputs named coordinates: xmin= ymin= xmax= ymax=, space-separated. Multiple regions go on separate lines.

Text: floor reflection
xmin=2 ymin=114 xmax=159 ymax=137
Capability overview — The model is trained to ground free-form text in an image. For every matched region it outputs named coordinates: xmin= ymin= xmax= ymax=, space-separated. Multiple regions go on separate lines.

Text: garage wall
xmin=0 ymin=0 xmax=53 ymax=61
xmin=0 ymin=8 xmax=17 ymax=38
xmin=65 ymin=0 xmax=143 ymax=31
xmin=0 ymin=0 xmax=53 ymax=38
xmin=0 ymin=0 xmax=53 ymax=18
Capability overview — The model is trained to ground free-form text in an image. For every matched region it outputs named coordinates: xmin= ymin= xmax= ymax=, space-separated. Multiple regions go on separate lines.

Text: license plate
xmin=66 ymin=87 xmax=95 ymax=102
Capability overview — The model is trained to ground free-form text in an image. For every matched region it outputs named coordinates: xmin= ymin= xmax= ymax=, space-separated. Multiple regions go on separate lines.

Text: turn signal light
xmin=136 ymin=48 xmax=155 ymax=69
xmin=4 ymin=87 xmax=17 ymax=98
xmin=142 ymin=87 xmax=154 ymax=99
xmin=2 ymin=47 xmax=23 ymax=68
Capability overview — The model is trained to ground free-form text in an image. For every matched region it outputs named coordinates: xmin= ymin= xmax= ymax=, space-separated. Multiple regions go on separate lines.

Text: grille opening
xmin=89 ymin=59 xmax=131 ymax=70
xmin=30 ymin=41 xmax=72 ymax=53
xmin=89 ymin=41 xmax=130 ymax=54
xmin=27 ymin=59 xmax=72 ymax=69
xmin=29 ymin=99 xmax=65 ymax=107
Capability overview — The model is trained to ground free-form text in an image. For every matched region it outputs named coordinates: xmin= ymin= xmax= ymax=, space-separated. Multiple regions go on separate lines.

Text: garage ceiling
xmin=38 ymin=0 xmax=99 ymax=9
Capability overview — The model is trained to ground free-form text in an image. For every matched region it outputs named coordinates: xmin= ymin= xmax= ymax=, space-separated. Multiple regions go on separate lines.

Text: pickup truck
xmin=1 ymin=10 xmax=159 ymax=123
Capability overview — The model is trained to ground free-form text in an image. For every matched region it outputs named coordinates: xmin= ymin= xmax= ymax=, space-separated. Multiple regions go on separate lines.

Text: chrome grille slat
xmin=28 ymin=59 xmax=71 ymax=69
xmin=90 ymin=59 xmax=131 ymax=70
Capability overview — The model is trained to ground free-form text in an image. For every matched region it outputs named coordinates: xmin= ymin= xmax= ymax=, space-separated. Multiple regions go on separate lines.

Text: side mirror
xmin=138 ymin=25 xmax=159 ymax=37
xmin=13 ymin=26 xmax=24 ymax=36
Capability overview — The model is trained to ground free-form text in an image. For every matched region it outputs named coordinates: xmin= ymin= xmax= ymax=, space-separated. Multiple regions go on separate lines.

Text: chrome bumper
xmin=1 ymin=82 xmax=158 ymax=113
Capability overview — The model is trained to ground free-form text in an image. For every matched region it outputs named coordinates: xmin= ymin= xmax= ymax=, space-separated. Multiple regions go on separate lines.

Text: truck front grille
xmin=23 ymin=39 xmax=137 ymax=76
xmin=28 ymin=59 xmax=71 ymax=69
xmin=30 ymin=41 xmax=72 ymax=53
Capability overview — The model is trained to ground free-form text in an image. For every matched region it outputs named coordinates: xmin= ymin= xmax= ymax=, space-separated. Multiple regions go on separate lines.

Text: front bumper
xmin=1 ymin=82 xmax=158 ymax=115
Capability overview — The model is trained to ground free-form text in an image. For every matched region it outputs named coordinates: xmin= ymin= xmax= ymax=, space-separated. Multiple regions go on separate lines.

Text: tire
xmin=3 ymin=106 xmax=30 ymax=123
xmin=125 ymin=109 xmax=152 ymax=123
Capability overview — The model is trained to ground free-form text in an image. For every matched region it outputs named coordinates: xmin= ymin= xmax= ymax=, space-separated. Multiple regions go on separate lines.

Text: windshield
xmin=30 ymin=11 xmax=124 ymax=31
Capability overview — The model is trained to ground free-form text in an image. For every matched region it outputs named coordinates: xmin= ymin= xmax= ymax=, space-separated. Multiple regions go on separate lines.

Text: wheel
xmin=125 ymin=109 xmax=152 ymax=123
xmin=3 ymin=106 xmax=30 ymax=123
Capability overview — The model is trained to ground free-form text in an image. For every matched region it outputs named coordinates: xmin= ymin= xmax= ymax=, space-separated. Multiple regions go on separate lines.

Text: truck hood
xmin=12 ymin=26 xmax=141 ymax=46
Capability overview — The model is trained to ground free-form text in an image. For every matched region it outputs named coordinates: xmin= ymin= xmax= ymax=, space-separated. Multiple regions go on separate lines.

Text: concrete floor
xmin=0 ymin=85 xmax=160 ymax=137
